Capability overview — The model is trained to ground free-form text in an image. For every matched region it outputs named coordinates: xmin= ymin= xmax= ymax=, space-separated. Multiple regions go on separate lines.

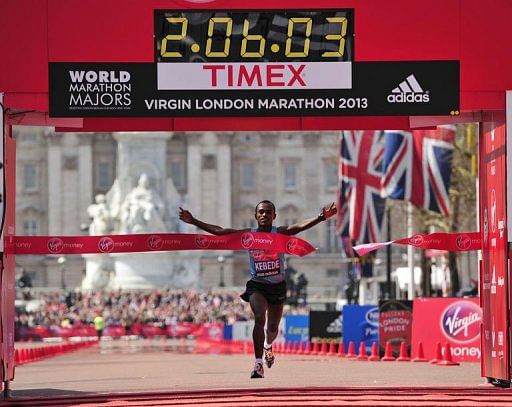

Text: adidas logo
xmin=326 ymin=317 xmax=342 ymax=334
xmin=387 ymin=74 xmax=430 ymax=103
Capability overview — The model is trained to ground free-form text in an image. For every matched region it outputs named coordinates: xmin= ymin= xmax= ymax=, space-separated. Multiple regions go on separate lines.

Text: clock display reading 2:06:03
xmin=154 ymin=10 xmax=354 ymax=63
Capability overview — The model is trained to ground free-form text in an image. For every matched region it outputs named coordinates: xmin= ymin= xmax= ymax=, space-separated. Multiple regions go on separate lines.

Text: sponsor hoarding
xmin=378 ymin=299 xmax=413 ymax=357
xmin=342 ymin=305 xmax=379 ymax=354
xmin=284 ymin=315 xmax=309 ymax=343
xmin=411 ymin=298 xmax=481 ymax=362
xmin=479 ymin=115 xmax=509 ymax=379
xmin=309 ymin=310 xmax=342 ymax=343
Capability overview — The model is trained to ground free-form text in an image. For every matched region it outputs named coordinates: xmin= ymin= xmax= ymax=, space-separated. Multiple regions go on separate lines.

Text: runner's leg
xmin=266 ymin=303 xmax=284 ymax=344
xmin=250 ymin=292 xmax=269 ymax=359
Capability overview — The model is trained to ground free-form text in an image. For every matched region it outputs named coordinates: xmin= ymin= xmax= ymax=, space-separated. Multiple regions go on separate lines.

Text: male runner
xmin=179 ymin=201 xmax=337 ymax=378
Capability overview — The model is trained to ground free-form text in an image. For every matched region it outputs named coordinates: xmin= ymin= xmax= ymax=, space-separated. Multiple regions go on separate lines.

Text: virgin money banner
xmin=411 ymin=298 xmax=481 ymax=362
xmin=353 ymin=232 xmax=481 ymax=256
xmin=9 ymin=232 xmax=315 ymax=257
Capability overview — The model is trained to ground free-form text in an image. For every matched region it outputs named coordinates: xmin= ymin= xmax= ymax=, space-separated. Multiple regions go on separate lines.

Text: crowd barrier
xmin=15 ymin=339 xmax=98 ymax=366
xmin=16 ymin=322 xmax=224 ymax=341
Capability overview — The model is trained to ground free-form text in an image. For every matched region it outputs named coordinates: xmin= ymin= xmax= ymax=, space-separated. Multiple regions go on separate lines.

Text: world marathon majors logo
xmin=441 ymin=301 xmax=481 ymax=344
xmin=66 ymin=68 xmax=132 ymax=110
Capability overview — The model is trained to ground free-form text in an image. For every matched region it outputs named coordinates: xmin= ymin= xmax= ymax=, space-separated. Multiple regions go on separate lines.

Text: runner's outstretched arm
xmin=277 ymin=203 xmax=337 ymax=236
xmin=179 ymin=207 xmax=247 ymax=235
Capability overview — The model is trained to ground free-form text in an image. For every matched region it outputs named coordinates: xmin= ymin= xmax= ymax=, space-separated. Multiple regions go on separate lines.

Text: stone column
xmin=216 ymin=133 xmax=232 ymax=226
xmin=186 ymin=133 xmax=203 ymax=217
xmin=47 ymin=133 xmax=63 ymax=235
xmin=77 ymin=134 xmax=93 ymax=228
xmin=114 ymin=132 xmax=171 ymax=200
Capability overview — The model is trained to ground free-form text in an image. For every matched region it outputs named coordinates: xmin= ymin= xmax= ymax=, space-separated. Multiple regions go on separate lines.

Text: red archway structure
xmin=0 ymin=0 xmax=511 ymax=391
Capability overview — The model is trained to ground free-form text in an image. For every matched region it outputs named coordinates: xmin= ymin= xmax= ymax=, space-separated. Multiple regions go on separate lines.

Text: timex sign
xmin=157 ymin=62 xmax=352 ymax=90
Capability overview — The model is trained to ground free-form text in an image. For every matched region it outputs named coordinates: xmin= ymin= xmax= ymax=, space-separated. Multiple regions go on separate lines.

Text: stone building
xmin=14 ymin=127 xmax=346 ymax=300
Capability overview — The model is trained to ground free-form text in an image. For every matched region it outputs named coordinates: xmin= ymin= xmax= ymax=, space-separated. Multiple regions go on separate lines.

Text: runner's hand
xmin=321 ymin=203 xmax=337 ymax=220
xmin=179 ymin=207 xmax=194 ymax=224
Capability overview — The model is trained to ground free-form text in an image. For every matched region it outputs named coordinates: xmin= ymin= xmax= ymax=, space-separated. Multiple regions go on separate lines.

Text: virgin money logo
xmin=47 ymin=238 xmax=64 ymax=254
xmin=441 ymin=301 xmax=481 ymax=344
xmin=286 ymin=239 xmax=297 ymax=254
xmin=408 ymin=234 xmax=424 ymax=246
xmin=195 ymin=235 xmax=211 ymax=249
xmin=456 ymin=234 xmax=471 ymax=250
xmin=241 ymin=233 xmax=255 ymax=249
xmin=98 ymin=237 xmax=115 ymax=253
xmin=147 ymin=235 xmax=163 ymax=250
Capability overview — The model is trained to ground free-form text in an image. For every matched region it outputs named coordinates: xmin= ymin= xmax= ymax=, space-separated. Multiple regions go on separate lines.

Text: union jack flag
xmin=336 ymin=131 xmax=387 ymax=244
xmin=380 ymin=126 xmax=456 ymax=215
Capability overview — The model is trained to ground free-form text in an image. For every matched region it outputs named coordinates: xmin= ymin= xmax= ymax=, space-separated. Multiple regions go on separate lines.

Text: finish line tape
xmin=353 ymin=231 xmax=482 ymax=256
xmin=8 ymin=232 xmax=315 ymax=257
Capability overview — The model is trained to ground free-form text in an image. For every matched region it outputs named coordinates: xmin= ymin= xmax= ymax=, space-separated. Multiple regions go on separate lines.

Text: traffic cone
xmin=437 ymin=343 xmax=460 ymax=366
xmin=396 ymin=341 xmax=410 ymax=361
xmin=357 ymin=342 xmax=368 ymax=361
xmin=303 ymin=341 xmax=311 ymax=355
xmin=318 ymin=341 xmax=328 ymax=356
xmin=327 ymin=341 xmax=337 ymax=356
xmin=310 ymin=341 xmax=319 ymax=355
xmin=19 ymin=348 xmax=28 ymax=364
xmin=381 ymin=340 xmax=396 ymax=361
xmin=412 ymin=342 xmax=428 ymax=362
xmin=296 ymin=341 xmax=304 ymax=355
xmin=346 ymin=341 xmax=357 ymax=359
xmin=337 ymin=341 xmax=345 ymax=357
xmin=368 ymin=342 xmax=380 ymax=361
xmin=430 ymin=341 xmax=442 ymax=364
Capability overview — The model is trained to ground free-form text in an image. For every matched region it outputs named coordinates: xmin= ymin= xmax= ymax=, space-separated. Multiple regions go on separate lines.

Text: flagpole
xmin=407 ymin=202 xmax=415 ymax=299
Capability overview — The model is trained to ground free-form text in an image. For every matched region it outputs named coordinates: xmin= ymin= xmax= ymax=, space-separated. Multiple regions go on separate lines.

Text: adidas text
xmin=387 ymin=93 xmax=430 ymax=103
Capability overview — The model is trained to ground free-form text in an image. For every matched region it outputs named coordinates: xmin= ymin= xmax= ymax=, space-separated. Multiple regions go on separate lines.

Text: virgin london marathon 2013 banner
xmin=49 ymin=61 xmax=459 ymax=117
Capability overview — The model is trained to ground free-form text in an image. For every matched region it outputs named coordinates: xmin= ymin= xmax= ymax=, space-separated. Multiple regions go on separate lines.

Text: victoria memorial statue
xmin=81 ymin=133 xmax=199 ymax=290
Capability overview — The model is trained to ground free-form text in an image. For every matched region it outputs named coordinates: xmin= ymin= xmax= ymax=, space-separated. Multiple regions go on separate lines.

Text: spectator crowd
xmin=15 ymin=288 xmax=310 ymax=334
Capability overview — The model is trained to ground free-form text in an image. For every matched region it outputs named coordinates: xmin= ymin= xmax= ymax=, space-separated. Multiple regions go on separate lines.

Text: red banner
xmin=8 ymin=232 xmax=315 ymax=257
xmin=353 ymin=232 xmax=481 ymax=256
xmin=16 ymin=322 xmax=225 ymax=341
xmin=412 ymin=298 xmax=481 ymax=362
xmin=479 ymin=115 xmax=509 ymax=380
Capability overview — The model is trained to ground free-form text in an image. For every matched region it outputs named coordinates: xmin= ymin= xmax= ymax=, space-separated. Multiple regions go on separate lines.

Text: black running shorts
xmin=240 ymin=280 xmax=287 ymax=305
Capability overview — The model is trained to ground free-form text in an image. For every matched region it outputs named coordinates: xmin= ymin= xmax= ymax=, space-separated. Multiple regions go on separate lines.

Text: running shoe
xmin=250 ymin=362 xmax=264 ymax=378
xmin=264 ymin=346 xmax=275 ymax=368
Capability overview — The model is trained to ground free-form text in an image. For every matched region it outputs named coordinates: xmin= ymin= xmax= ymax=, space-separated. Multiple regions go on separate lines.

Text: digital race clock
xmin=154 ymin=10 xmax=354 ymax=63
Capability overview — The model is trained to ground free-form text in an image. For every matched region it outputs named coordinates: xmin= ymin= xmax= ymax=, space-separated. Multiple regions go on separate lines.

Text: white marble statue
xmin=87 ymin=194 xmax=112 ymax=235
xmin=119 ymin=173 xmax=167 ymax=233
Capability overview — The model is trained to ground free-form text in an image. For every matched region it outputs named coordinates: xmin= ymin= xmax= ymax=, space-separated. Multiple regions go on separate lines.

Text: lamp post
xmin=58 ymin=256 xmax=67 ymax=291
xmin=217 ymin=255 xmax=225 ymax=287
